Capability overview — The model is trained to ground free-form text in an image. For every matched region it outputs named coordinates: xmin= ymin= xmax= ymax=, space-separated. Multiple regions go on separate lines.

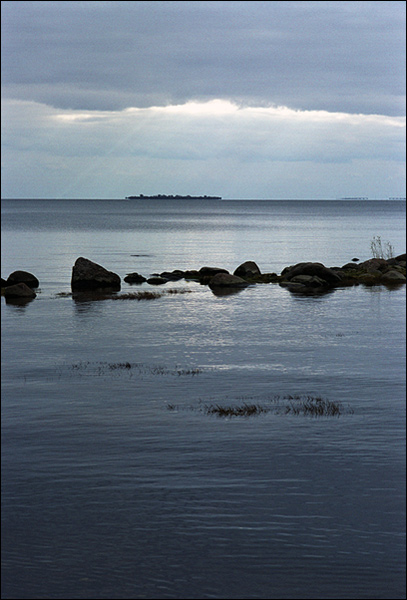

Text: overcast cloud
xmin=1 ymin=1 xmax=405 ymax=199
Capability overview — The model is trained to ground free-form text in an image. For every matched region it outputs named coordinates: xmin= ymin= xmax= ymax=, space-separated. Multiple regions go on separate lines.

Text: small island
xmin=125 ymin=194 xmax=222 ymax=200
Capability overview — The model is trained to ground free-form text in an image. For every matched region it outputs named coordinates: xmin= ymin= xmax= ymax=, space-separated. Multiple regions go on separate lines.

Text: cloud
xmin=1 ymin=1 xmax=405 ymax=199
xmin=1 ymin=1 xmax=405 ymax=115
xmin=1 ymin=98 xmax=405 ymax=198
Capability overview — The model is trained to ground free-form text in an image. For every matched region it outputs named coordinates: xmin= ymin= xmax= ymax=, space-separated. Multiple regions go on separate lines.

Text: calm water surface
xmin=1 ymin=199 xmax=406 ymax=599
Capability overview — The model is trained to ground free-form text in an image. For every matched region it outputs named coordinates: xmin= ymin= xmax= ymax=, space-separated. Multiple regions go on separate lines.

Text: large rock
xmin=71 ymin=257 xmax=121 ymax=291
xmin=208 ymin=272 xmax=249 ymax=289
xmin=6 ymin=270 xmax=39 ymax=288
xmin=233 ymin=261 xmax=261 ymax=279
xmin=281 ymin=262 xmax=342 ymax=286
xmin=3 ymin=282 xmax=37 ymax=298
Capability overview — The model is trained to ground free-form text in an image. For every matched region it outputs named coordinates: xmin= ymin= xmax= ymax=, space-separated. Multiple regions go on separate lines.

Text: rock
xmin=6 ymin=270 xmax=39 ymax=288
xmin=358 ymin=273 xmax=382 ymax=285
xmin=3 ymin=282 xmax=37 ymax=298
xmin=159 ymin=270 xmax=184 ymax=281
xmin=359 ymin=258 xmax=388 ymax=272
xmin=381 ymin=270 xmax=406 ymax=283
xmin=124 ymin=272 xmax=147 ymax=284
xmin=208 ymin=272 xmax=249 ymax=289
xmin=279 ymin=281 xmax=306 ymax=291
xmin=281 ymin=262 xmax=342 ymax=285
xmin=1 ymin=277 xmax=8 ymax=287
xmin=233 ymin=261 xmax=261 ymax=279
xmin=183 ymin=269 xmax=200 ymax=280
xmin=147 ymin=276 xmax=168 ymax=285
xmin=71 ymin=257 xmax=121 ymax=291
xmin=341 ymin=262 xmax=361 ymax=270
xmin=199 ymin=266 xmax=229 ymax=278
xmin=198 ymin=266 xmax=230 ymax=284
xmin=290 ymin=275 xmax=326 ymax=287
xmin=387 ymin=254 xmax=406 ymax=268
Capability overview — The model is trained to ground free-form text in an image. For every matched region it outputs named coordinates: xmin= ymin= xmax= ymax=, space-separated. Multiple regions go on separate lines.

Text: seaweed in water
xmin=168 ymin=394 xmax=353 ymax=417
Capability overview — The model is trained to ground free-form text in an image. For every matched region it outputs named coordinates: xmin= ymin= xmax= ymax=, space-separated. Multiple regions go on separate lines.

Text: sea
xmin=1 ymin=198 xmax=406 ymax=600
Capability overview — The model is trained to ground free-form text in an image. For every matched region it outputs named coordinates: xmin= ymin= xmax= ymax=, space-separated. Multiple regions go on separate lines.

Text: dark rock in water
xmin=279 ymin=281 xmax=307 ymax=292
xmin=255 ymin=272 xmax=279 ymax=283
xmin=208 ymin=272 xmax=249 ymax=289
xmin=279 ymin=280 xmax=334 ymax=295
xmin=159 ymin=270 xmax=184 ymax=281
xmin=359 ymin=258 xmax=388 ymax=272
xmin=387 ymin=254 xmax=406 ymax=268
xmin=341 ymin=262 xmax=361 ymax=270
xmin=6 ymin=270 xmax=39 ymax=288
xmin=198 ymin=266 xmax=230 ymax=284
xmin=124 ymin=272 xmax=147 ymax=284
xmin=3 ymin=282 xmax=37 ymax=298
xmin=281 ymin=262 xmax=342 ymax=286
xmin=381 ymin=270 xmax=406 ymax=283
xmin=71 ymin=257 xmax=121 ymax=291
xmin=290 ymin=275 xmax=326 ymax=287
xmin=352 ymin=257 xmax=359 ymax=262
xmin=199 ymin=266 xmax=229 ymax=278
xmin=183 ymin=269 xmax=200 ymax=280
xmin=233 ymin=261 xmax=261 ymax=279
xmin=147 ymin=276 xmax=168 ymax=285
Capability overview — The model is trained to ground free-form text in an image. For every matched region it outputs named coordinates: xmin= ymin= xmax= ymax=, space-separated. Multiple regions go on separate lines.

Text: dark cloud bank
xmin=1 ymin=1 xmax=405 ymax=115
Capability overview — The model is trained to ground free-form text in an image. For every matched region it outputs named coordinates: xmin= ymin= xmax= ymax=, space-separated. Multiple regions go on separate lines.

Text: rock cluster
xmin=278 ymin=255 xmax=406 ymax=293
xmin=1 ymin=270 xmax=39 ymax=301
xmin=131 ymin=255 xmax=406 ymax=293
xmin=2 ymin=254 xmax=405 ymax=302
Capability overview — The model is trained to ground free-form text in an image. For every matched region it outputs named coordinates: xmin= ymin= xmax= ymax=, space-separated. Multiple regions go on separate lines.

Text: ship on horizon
xmin=125 ymin=193 xmax=222 ymax=200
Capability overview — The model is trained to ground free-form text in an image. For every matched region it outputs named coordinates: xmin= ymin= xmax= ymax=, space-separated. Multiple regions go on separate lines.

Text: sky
xmin=1 ymin=0 xmax=406 ymax=199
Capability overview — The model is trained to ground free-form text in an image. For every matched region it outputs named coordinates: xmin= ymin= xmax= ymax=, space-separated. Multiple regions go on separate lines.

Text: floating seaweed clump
xmin=68 ymin=361 xmax=203 ymax=377
xmin=110 ymin=289 xmax=192 ymax=301
xmin=168 ymin=394 xmax=352 ymax=418
xmin=282 ymin=395 xmax=346 ymax=416
xmin=204 ymin=403 xmax=267 ymax=417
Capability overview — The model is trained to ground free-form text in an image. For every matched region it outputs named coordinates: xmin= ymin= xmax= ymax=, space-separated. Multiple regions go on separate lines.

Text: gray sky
xmin=1 ymin=0 xmax=406 ymax=199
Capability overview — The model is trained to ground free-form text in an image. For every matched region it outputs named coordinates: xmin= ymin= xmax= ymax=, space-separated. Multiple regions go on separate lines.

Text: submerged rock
xmin=71 ymin=257 xmax=121 ymax=291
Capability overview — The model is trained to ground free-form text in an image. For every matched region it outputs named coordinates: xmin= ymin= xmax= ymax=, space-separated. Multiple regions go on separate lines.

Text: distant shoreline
xmin=1 ymin=197 xmax=405 ymax=202
xmin=125 ymin=194 xmax=222 ymax=200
